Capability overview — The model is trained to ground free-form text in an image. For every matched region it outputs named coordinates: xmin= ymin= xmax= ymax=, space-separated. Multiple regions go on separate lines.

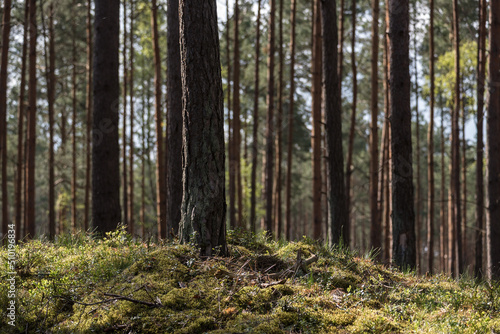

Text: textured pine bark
xmin=285 ymin=0 xmax=296 ymax=240
xmin=92 ymin=0 xmax=121 ymax=233
xmin=264 ymin=0 xmax=276 ymax=235
xmin=166 ymin=0 xmax=183 ymax=237
xmin=475 ymin=0 xmax=486 ymax=277
xmin=487 ymin=0 xmax=500 ymax=279
xmin=321 ymin=0 xmax=348 ymax=246
xmin=369 ymin=0 xmax=380 ymax=255
xmin=26 ymin=0 xmax=37 ymax=238
xmin=389 ymin=0 xmax=416 ymax=270
xmin=250 ymin=0 xmax=261 ymax=233
xmin=178 ymin=0 xmax=227 ymax=257
xmin=0 ymin=0 xmax=12 ymax=239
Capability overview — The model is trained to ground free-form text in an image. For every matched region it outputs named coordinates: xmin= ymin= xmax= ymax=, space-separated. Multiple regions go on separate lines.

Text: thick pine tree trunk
xmin=369 ymin=0 xmax=380 ymax=254
xmin=250 ymin=0 xmax=261 ymax=233
xmin=84 ymin=0 xmax=92 ymax=232
xmin=0 ymin=0 xmax=12 ymax=239
xmin=178 ymin=0 xmax=227 ymax=257
xmin=122 ymin=0 xmax=129 ymax=229
xmin=232 ymin=0 xmax=242 ymax=228
xmin=285 ymin=0 xmax=296 ymax=240
xmin=274 ymin=0 xmax=284 ymax=238
xmin=150 ymin=0 xmax=166 ymax=238
xmin=166 ymin=0 xmax=183 ymax=237
xmin=26 ymin=0 xmax=37 ymax=238
xmin=346 ymin=0 xmax=357 ymax=247
xmin=450 ymin=0 xmax=463 ymax=276
xmin=487 ymin=0 xmax=500 ymax=279
xmin=128 ymin=1 xmax=135 ymax=235
xmin=321 ymin=0 xmax=348 ymax=246
xmin=475 ymin=0 xmax=486 ymax=277
xmin=71 ymin=2 xmax=78 ymax=232
xmin=92 ymin=0 xmax=121 ymax=233
xmin=311 ymin=0 xmax=322 ymax=239
xmin=427 ymin=0 xmax=435 ymax=274
xmin=15 ymin=0 xmax=29 ymax=241
xmin=389 ymin=0 xmax=416 ymax=270
xmin=264 ymin=0 xmax=276 ymax=235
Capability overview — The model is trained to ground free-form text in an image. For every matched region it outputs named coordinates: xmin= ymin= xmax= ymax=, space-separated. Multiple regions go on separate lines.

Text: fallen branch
xmin=103 ymin=293 xmax=162 ymax=307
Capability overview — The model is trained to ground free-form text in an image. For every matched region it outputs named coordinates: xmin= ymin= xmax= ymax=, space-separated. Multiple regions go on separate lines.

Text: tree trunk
xmin=250 ymin=0 xmax=261 ymax=233
xmin=311 ymin=0 xmax=322 ymax=239
xmin=15 ymin=0 xmax=29 ymax=241
xmin=71 ymin=0 xmax=78 ymax=232
xmin=412 ymin=12 xmax=421 ymax=271
xmin=264 ymin=0 xmax=276 ymax=235
xmin=389 ymin=0 xmax=416 ymax=270
xmin=285 ymin=0 xmax=296 ymax=240
xmin=122 ymin=0 xmax=129 ymax=229
xmin=487 ymin=0 xmax=500 ymax=279
xmin=450 ymin=0 xmax=463 ymax=276
xmin=427 ymin=0 xmax=435 ymax=274
xmin=273 ymin=0 xmax=284 ymax=238
xmin=475 ymin=0 xmax=486 ymax=278
xmin=166 ymin=0 xmax=183 ymax=237
xmin=178 ymin=0 xmax=227 ymax=257
xmin=84 ymin=0 xmax=92 ymax=232
xmin=369 ymin=0 xmax=380 ymax=255
xmin=43 ymin=3 xmax=56 ymax=239
xmin=321 ymin=0 xmax=348 ymax=246
xmin=128 ymin=0 xmax=135 ymax=236
xmin=338 ymin=0 xmax=345 ymax=97
xmin=440 ymin=103 xmax=448 ymax=273
xmin=0 ymin=0 xmax=12 ymax=239
xmin=26 ymin=0 xmax=37 ymax=238
xmin=233 ymin=0 xmax=242 ymax=228
xmin=92 ymin=0 xmax=121 ymax=233
xmin=227 ymin=0 xmax=236 ymax=230
xmin=345 ymin=0 xmax=357 ymax=247
xmin=461 ymin=97 xmax=467 ymax=266
xmin=150 ymin=0 xmax=166 ymax=238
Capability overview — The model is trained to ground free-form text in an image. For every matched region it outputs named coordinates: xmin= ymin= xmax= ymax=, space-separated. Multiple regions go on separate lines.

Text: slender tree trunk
xmin=450 ymin=0 xmax=463 ymax=276
xmin=15 ymin=0 xmax=29 ymax=241
xmin=150 ymin=0 xmax=166 ymax=238
xmin=128 ymin=0 xmax=135 ymax=236
xmin=412 ymin=13 xmax=421 ymax=271
xmin=178 ymin=0 xmax=227 ymax=257
xmin=0 ymin=0 xmax=12 ymax=239
xmin=43 ymin=3 xmax=56 ymax=239
xmin=311 ymin=0 xmax=322 ymax=239
xmin=461 ymin=97 xmax=467 ymax=266
xmin=227 ymin=0 xmax=236 ymax=230
xmin=264 ymin=0 xmax=276 ymax=235
xmin=338 ymin=0 xmax=344 ymax=96
xmin=487 ymin=0 xmax=500 ymax=279
xmin=440 ymin=105 xmax=447 ymax=272
xmin=389 ymin=0 xmax=416 ymax=270
xmin=232 ymin=0 xmax=242 ymax=228
xmin=122 ymin=0 xmax=129 ymax=229
xmin=166 ymin=0 xmax=183 ymax=237
xmin=285 ymin=0 xmax=296 ymax=240
xmin=475 ymin=0 xmax=486 ymax=278
xmin=71 ymin=1 xmax=78 ymax=232
xmin=345 ymin=0 xmax=357 ymax=246
xmin=92 ymin=0 xmax=121 ymax=233
xmin=84 ymin=0 xmax=92 ymax=232
xmin=427 ymin=0 xmax=435 ymax=274
xmin=321 ymin=0 xmax=348 ymax=246
xmin=273 ymin=0 xmax=284 ymax=238
xmin=369 ymin=0 xmax=380 ymax=254
xmin=26 ymin=0 xmax=37 ymax=238
xmin=250 ymin=0 xmax=261 ymax=233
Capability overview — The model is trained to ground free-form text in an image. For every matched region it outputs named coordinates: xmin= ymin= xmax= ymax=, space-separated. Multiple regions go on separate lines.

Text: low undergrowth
xmin=1 ymin=227 xmax=500 ymax=333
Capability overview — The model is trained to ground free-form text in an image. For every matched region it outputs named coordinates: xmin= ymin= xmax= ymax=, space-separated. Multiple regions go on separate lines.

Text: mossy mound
xmin=1 ymin=228 xmax=500 ymax=333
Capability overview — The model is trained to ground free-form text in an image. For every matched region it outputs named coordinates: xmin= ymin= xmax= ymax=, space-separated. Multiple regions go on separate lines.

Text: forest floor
xmin=1 ymin=227 xmax=500 ymax=333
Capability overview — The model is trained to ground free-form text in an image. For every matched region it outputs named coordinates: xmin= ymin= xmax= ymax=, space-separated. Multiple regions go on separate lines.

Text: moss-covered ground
xmin=1 ymin=227 xmax=500 ymax=333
